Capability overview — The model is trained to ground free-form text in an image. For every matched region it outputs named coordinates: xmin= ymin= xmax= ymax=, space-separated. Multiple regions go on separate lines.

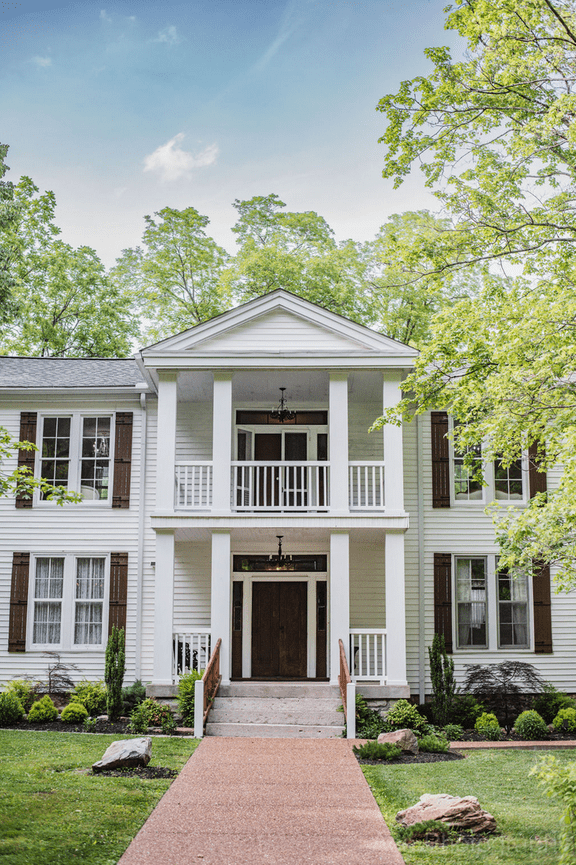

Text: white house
xmin=1 ymin=290 xmax=573 ymax=724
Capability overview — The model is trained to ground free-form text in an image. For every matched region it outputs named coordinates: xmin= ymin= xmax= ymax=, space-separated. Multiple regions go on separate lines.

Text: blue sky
xmin=0 ymin=0 xmax=462 ymax=267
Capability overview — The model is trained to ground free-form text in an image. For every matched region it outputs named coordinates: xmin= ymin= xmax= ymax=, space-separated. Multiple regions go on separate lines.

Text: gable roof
xmin=0 ymin=357 xmax=142 ymax=389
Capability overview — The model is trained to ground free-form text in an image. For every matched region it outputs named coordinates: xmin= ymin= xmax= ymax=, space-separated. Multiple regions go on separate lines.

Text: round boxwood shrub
xmin=533 ymin=684 xmax=576 ymax=724
xmin=418 ymin=733 xmax=449 ymax=753
xmin=0 ymin=691 xmax=25 ymax=725
xmin=70 ymin=679 xmax=107 ymax=716
xmin=553 ymin=707 xmax=576 ymax=733
xmin=28 ymin=695 xmax=58 ymax=723
xmin=514 ymin=710 xmax=548 ymax=740
xmin=61 ymin=701 xmax=89 ymax=724
xmin=474 ymin=712 xmax=502 ymax=740
xmin=5 ymin=679 xmax=36 ymax=712
xmin=385 ymin=699 xmax=428 ymax=734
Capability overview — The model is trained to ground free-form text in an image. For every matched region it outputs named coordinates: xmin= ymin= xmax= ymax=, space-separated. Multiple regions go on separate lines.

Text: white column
xmin=329 ymin=372 xmax=349 ymax=514
xmin=330 ymin=531 xmax=350 ymax=683
xmin=385 ymin=531 xmax=408 ymax=686
xmin=211 ymin=530 xmax=231 ymax=684
xmin=383 ymin=371 xmax=404 ymax=512
xmin=156 ymin=371 xmax=178 ymax=512
xmin=212 ymin=373 xmax=233 ymax=513
xmin=153 ymin=529 xmax=175 ymax=685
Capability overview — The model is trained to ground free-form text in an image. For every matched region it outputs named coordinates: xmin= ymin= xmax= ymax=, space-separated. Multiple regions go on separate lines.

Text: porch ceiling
xmin=173 ymin=526 xmax=388 ymax=546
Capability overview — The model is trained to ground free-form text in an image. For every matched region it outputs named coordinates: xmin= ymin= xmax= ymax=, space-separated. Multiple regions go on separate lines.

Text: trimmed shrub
xmin=418 ymin=733 xmax=449 ymax=753
xmin=428 ymin=633 xmax=456 ymax=726
xmin=449 ymin=693 xmax=484 ymax=729
xmin=532 ymin=755 xmax=576 ymax=864
xmin=397 ymin=820 xmax=461 ymax=845
xmin=514 ymin=709 xmax=548 ymax=740
xmin=443 ymin=723 xmax=464 ymax=741
xmin=474 ymin=712 xmax=502 ymax=740
xmin=28 ymin=695 xmax=58 ymax=723
xmin=385 ymin=699 xmax=428 ymax=734
xmin=352 ymin=741 xmax=402 ymax=761
xmin=128 ymin=698 xmax=175 ymax=734
xmin=5 ymin=679 xmax=36 ymax=712
xmin=61 ymin=701 xmax=89 ymax=724
xmin=105 ymin=625 xmax=125 ymax=722
xmin=553 ymin=708 xmax=576 ymax=733
xmin=0 ymin=691 xmax=25 ymax=725
xmin=70 ymin=679 xmax=107 ymax=716
xmin=177 ymin=670 xmax=204 ymax=727
xmin=533 ymin=684 xmax=576 ymax=724
xmin=122 ymin=680 xmax=147 ymax=716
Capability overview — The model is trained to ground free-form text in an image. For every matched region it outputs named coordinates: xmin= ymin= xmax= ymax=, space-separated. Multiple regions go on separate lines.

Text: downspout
xmin=417 ymin=414 xmax=426 ymax=703
xmin=134 ymin=390 xmax=147 ymax=681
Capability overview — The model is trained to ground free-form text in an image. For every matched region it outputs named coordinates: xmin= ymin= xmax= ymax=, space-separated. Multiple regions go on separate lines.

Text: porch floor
xmin=118 ymin=738 xmax=406 ymax=865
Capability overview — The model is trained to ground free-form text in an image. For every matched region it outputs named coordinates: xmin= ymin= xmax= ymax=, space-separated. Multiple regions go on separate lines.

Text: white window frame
xmin=34 ymin=412 xmax=115 ymax=507
xmin=452 ymin=553 xmax=533 ymax=652
xmin=27 ymin=553 xmax=110 ymax=651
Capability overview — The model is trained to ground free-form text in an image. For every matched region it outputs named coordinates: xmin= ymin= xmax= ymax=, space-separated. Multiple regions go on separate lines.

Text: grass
xmin=363 ymin=748 xmax=575 ymax=865
xmin=0 ymin=730 xmax=199 ymax=865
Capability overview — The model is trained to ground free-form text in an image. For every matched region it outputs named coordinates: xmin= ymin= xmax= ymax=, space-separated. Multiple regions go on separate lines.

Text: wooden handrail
xmin=202 ymin=637 xmax=222 ymax=725
xmin=337 ymin=638 xmax=351 ymax=716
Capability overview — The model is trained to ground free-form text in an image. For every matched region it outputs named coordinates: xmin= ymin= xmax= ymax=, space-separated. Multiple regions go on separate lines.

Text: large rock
xmin=377 ymin=728 xmax=419 ymax=753
xmin=92 ymin=737 xmax=152 ymax=772
xmin=396 ymin=794 xmax=497 ymax=834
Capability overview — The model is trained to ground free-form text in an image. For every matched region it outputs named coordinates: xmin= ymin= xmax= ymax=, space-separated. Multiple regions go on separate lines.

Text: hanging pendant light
xmin=268 ymin=535 xmax=293 ymax=569
xmin=270 ymin=387 xmax=295 ymax=422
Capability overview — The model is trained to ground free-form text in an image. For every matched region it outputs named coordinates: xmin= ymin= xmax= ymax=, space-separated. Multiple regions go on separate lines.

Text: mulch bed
xmin=459 ymin=729 xmax=575 ymax=742
xmin=358 ymin=750 xmax=465 ymax=765
xmin=90 ymin=766 xmax=178 ymax=779
xmin=4 ymin=719 xmax=193 ymax=735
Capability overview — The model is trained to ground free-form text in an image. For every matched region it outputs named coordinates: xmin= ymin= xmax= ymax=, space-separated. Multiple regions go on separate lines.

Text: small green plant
xmin=428 ymin=633 xmax=456 ymax=726
xmin=352 ymin=741 xmax=402 ymax=761
xmin=28 ymin=695 xmax=58 ymax=723
xmin=60 ymin=701 xmax=89 ymax=724
xmin=514 ymin=709 xmax=548 ymax=740
xmin=177 ymin=669 xmax=204 ymax=726
xmin=532 ymin=755 xmax=576 ymax=864
xmin=396 ymin=819 xmax=461 ymax=845
xmin=449 ymin=693 xmax=484 ymax=728
xmin=128 ymin=698 xmax=175 ymax=734
xmin=443 ymin=723 xmax=464 ymax=741
xmin=70 ymin=679 xmax=107 ymax=716
xmin=0 ymin=691 xmax=25 ymax=725
xmin=122 ymin=680 xmax=147 ymax=715
xmin=385 ymin=699 xmax=428 ymax=734
xmin=5 ymin=679 xmax=36 ymax=712
xmin=533 ymin=684 xmax=576 ymax=724
xmin=418 ymin=733 xmax=449 ymax=753
xmin=83 ymin=716 xmax=97 ymax=733
xmin=474 ymin=711 xmax=502 ymax=740
xmin=553 ymin=707 xmax=576 ymax=732
xmin=105 ymin=625 xmax=125 ymax=722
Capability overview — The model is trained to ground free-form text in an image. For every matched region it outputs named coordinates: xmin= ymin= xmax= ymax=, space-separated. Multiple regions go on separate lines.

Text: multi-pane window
xmin=41 ymin=418 xmax=71 ymax=497
xmin=494 ymin=459 xmax=523 ymax=500
xmin=456 ymin=557 xmax=487 ymax=647
xmin=74 ymin=558 xmax=105 ymax=644
xmin=32 ymin=557 xmax=64 ymax=644
xmin=39 ymin=415 xmax=112 ymax=503
xmin=498 ymin=565 xmax=529 ymax=647
xmin=80 ymin=418 xmax=111 ymax=500
xmin=454 ymin=445 xmax=483 ymax=501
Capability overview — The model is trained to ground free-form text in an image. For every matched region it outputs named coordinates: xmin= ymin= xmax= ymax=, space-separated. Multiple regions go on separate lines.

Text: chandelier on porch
xmin=270 ymin=387 xmax=295 ymax=422
xmin=268 ymin=535 xmax=293 ymax=568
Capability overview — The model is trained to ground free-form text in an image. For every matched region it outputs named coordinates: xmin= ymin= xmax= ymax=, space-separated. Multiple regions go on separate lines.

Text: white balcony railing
xmin=172 ymin=630 xmax=212 ymax=681
xmin=348 ymin=462 xmax=385 ymax=510
xmin=231 ymin=461 xmax=329 ymax=511
xmin=175 ymin=462 xmax=213 ymax=509
xmin=350 ymin=629 xmax=387 ymax=684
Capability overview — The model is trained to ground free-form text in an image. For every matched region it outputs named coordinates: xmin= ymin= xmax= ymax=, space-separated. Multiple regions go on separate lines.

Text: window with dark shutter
xmin=528 ymin=442 xmax=547 ymax=498
xmin=433 ymin=553 xmax=453 ymax=653
xmin=431 ymin=412 xmax=450 ymax=508
xmin=533 ymin=561 xmax=553 ymax=653
xmin=16 ymin=413 xmax=37 ymax=509
xmin=108 ymin=552 xmax=128 ymax=633
xmin=9 ymin=553 xmax=30 ymax=652
xmin=112 ymin=413 xmax=133 ymax=509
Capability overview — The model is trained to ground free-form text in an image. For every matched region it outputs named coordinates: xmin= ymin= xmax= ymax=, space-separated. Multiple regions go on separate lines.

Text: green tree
xmin=105 ymin=625 xmax=125 ymax=723
xmin=111 ymin=206 xmax=230 ymax=344
xmin=0 ymin=143 xmax=19 ymax=317
xmin=375 ymin=0 xmax=576 ymax=588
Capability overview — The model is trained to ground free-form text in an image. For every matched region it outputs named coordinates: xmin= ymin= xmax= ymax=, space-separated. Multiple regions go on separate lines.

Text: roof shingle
xmin=0 ymin=357 xmax=141 ymax=388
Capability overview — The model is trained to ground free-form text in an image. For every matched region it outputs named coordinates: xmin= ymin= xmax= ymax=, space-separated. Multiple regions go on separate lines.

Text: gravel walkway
xmin=118 ymin=737 xmax=406 ymax=865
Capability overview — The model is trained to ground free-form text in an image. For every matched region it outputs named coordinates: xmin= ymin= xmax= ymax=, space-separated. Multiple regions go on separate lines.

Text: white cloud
xmin=100 ymin=9 xmax=111 ymax=22
xmin=31 ymin=56 xmax=52 ymax=67
xmin=143 ymin=134 xmax=218 ymax=182
xmin=155 ymin=25 xmax=181 ymax=45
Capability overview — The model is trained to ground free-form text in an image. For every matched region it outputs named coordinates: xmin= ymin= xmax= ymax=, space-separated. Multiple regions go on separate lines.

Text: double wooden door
xmin=251 ymin=581 xmax=307 ymax=678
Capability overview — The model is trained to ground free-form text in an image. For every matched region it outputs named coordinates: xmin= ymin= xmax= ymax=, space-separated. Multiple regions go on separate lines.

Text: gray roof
xmin=0 ymin=357 xmax=142 ymax=388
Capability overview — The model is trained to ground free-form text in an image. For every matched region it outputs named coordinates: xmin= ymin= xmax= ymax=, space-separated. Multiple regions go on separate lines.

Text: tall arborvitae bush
xmin=428 ymin=633 xmax=455 ymax=726
xmin=105 ymin=626 xmax=125 ymax=722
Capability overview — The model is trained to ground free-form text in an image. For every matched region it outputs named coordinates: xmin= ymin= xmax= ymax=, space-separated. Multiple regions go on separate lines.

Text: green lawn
xmin=363 ymin=749 xmax=574 ymax=865
xmin=0 ymin=730 xmax=199 ymax=865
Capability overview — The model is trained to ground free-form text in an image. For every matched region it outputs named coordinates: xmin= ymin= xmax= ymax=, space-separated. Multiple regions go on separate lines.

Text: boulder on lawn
xmin=92 ymin=737 xmax=152 ymax=772
xmin=377 ymin=728 xmax=419 ymax=754
xmin=396 ymin=793 xmax=496 ymax=835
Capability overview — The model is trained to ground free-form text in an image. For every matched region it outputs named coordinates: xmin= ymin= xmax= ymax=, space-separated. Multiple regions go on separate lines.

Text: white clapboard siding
xmin=348 ymin=401 xmax=383 ymax=462
xmin=0 ymin=400 xmax=142 ymax=687
xmin=173 ymin=542 xmax=211 ymax=631
xmin=349 ymin=542 xmax=385 ymax=629
xmin=176 ymin=402 xmax=212 ymax=462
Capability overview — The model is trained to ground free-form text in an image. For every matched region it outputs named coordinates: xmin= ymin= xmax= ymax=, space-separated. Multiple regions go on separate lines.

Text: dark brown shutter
xmin=109 ymin=552 xmax=128 ymax=633
xmin=431 ymin=412 xmax=450 ymax=508
xmin=528 ymin=442 xmax=547 ymax=498
xmin=15 ymin=412 xmax=37 ymax=509
xmin=533 ymin=561 xmax=553 ymax=653
xmin=8 ymin=552 xmax=30 ymax=652
xmin=433 ymin=553 xmax=453 ymax=653
xmin=112 ymin=412 xmax=133 ymax=509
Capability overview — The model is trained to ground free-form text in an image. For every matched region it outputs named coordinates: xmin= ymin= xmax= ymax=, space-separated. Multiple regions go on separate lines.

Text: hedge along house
xmin=1 ymin=290 xmax=573 ymax=718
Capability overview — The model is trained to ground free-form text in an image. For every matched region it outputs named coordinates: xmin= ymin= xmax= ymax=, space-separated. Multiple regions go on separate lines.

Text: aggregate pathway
xmin=118 ymin=737 xmax=406 ymax=865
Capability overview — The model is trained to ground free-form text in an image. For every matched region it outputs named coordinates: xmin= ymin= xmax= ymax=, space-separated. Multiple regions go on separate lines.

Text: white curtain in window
xmin=75 ymin=558 xmax=104 ymax=644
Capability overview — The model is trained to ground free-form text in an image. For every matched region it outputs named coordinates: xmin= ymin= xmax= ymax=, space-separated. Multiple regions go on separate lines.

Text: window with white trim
xmin=39 ymin=414 xmax=113 ymax=503
xmin=456 ymin=557 xmax=487 ymax=647
xmin=450 ymin=419 xmax=527 ymax=505
xmin=497 ymin=564 xmax=529 ymax=648
xmin=494 ymin=458 xmax=524 ymax=501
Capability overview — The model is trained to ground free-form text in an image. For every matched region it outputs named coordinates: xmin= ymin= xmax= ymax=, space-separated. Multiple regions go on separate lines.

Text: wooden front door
xmin=251 ymin=581 xmax=307 ymax=678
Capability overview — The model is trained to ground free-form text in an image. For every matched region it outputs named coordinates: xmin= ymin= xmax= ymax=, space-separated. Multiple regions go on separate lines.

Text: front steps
xmin=205 ymin=682 xmax=345 ymax=738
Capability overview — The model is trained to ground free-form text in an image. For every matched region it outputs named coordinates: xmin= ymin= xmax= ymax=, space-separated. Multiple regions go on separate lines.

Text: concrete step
xmin=205 ymin=722 xmax=345 ymax=738
xmin=209 ymin=696 xmax=343 ymax=726
xmin=219 ymin=682 xmax=340 ymax=698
